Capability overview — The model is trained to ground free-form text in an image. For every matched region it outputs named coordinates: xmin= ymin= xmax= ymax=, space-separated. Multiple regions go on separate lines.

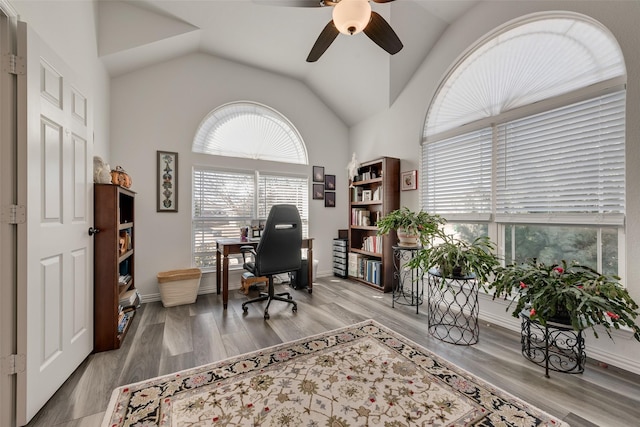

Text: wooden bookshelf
xmin=94 ymin=184 xmax=137 ymax=352
xmin=347 ymin=157 xmax=400 ymax=292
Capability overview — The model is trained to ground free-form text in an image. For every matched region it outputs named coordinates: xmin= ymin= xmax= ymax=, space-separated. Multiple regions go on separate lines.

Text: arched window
xmin=421 ymin=13 xmax=626 ymax=276
xmin=192 ymin=101 xmax=308 ymax=165
xmin=191 ymin=102 xmax=309 ymax=270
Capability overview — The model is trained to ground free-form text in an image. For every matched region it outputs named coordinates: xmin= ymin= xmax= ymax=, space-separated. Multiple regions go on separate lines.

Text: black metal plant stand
xmin=520 ymin=311 xmax=586 ymax=377
xmin=392 ymin=246 xmax=424 ymax=314
xmin=427 ymin=269 xmax=479 ymax=345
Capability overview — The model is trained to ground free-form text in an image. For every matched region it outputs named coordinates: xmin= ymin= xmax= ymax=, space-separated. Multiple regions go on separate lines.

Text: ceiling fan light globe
xmin=332 ymin=0 xmax=371 ymax=35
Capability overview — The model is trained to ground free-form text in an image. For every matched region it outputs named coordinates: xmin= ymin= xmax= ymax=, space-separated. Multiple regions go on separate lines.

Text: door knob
xmin=88 ymin=227 xmax=100 ymax=236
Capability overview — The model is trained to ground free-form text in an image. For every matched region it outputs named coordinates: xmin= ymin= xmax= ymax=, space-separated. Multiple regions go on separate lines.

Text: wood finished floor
xmin=25 ymin=276 xmax=640 ymax=427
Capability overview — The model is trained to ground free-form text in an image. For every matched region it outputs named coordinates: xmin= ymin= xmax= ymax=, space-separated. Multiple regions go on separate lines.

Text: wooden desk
xmin=215 ymin=238 xmax=314 ymax=309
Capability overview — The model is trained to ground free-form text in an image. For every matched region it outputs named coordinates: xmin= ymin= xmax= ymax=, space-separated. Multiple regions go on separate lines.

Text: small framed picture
xmin=313 ymin=166 xmax=325 ymax=183
xmin=325 ymin=174 xmax=336 ymax=190
xmin=362 ymin=189 xmax=372 ymax=202
xmin=401 ymin=170 xmax=418 ymax=191
xmin=324 ymin=191 xmax=335 ymax=207
xmin=313 ymin=184 xmax=324 ymax=200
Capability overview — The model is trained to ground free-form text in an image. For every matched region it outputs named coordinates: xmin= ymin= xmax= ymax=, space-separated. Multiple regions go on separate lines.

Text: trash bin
xmin=156 ymin=268 xmax=202 ymax=307
xmin=289 ymin=259 xmax=318 ymax=289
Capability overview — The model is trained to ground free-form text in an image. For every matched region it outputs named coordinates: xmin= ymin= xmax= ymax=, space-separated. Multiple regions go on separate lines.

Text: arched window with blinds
xmin=421 ymin=13 xmax=626 ymax=275
xmin=192 ymin=102 xmax=309 ymax=270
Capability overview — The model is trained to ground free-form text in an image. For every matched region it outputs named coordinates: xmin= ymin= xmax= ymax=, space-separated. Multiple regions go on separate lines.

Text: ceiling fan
xmin=256 ymin=0 xmax=403 ymax=62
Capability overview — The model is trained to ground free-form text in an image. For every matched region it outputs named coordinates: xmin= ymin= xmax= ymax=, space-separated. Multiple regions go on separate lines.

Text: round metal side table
xmin=520 ymin=310 xmax=585 ymax=378
xmin=427 ymin=269 xmax=479 ymax=345
xmin=392 ymin=246 xmax=424 ymax=314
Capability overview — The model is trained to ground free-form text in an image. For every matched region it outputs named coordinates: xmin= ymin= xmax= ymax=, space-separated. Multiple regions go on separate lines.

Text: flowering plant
xmin=489 ymin=259 xmax=640 ymax=341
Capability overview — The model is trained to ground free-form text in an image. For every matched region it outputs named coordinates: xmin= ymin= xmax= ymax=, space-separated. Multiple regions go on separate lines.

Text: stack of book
xmin=119 ymin=289 xmax=141 ymax=310
xmin=118 ymin=274 xmax=132 ymax=287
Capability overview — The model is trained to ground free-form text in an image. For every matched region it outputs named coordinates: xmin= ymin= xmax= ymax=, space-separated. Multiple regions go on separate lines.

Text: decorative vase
xmin=397 ymin=228 xmax=419 ymax=247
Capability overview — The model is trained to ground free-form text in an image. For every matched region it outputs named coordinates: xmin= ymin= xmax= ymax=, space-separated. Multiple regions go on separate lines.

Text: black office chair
xmin=240 ymin=204 xmax=302 ymax=319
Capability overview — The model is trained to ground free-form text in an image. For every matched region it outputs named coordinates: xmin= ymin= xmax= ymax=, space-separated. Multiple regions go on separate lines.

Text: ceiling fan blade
xmin=363 ymin=11 xmax=403 ymax=55
xmin=306 ymin=20 xmax=340 ymax=62
xmin=252 ymin=0 xmax=324 ymax=7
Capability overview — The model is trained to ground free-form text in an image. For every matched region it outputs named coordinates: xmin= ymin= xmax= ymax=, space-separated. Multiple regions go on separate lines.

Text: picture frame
xmin=313 ymin=184 xmax=324 ymax=200
xmin=313 ymin=166 xmax=325 ymax=183
xmin=157 ymin=150 xmax=178 ymax=212
xmin=362 ymin=189 xmax=372 ymax=202
xmin=401 ymin=170 xmax=418 ymax=191
xmin=325 ymin=174 xmax=336 ymax=190
xmin=324 ymin=191 xmax=336 ymax=208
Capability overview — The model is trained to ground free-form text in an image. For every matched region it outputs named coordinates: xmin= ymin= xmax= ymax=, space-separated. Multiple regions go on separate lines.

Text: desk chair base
xmin=242 ymin=277 xmax=297 ymax=320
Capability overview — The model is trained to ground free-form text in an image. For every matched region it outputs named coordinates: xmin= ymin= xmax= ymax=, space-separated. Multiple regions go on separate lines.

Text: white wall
xmin=110 ymin=52 xmax=349 ymax=300
xmin=351 ymin=0 xmax=640 ymax=374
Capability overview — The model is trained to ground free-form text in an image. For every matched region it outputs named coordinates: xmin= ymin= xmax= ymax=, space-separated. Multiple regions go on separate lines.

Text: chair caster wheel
xmin=287 ymin=295 xmax=292 ymax=300
xmin=292 ymin=306 xmax=297 ymax=313
xmin=264 ymin=312 xmax=270 ymax=320
xmin=243 ymin=306 xmax=248 ymax=314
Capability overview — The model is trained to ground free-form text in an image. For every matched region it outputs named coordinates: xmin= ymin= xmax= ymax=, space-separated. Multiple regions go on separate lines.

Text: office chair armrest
xmin=240 ymin=245 xmax=256 ymax=264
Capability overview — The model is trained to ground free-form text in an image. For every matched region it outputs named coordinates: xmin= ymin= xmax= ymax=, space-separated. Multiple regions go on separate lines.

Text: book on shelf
xmin=119 ymin=289 xmax=141 ymax=309
xmin=362 ymin=235 xmax=382 ymax=254
xmin=118 ymin=274 xmax=132 ymax=286
xmin=351 ymin=208 xmax=371 ymax=226
xmin=351 ymin=186 xmax=363 ymax=202
xmin=117 ymin=310 xmax=134 ymax=334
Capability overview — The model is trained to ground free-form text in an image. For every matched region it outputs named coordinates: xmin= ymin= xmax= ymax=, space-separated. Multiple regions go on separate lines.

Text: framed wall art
xmin=313 ymin=166 xmax=325 ymax=183
xmin=157 ymin=150 xmax=178 ymax=212
xmin=324 ymin=191 xmax=336 ymax=208
xmin=313 ymin=184 xmax=325 ymax=200
xmin=324 ymin=174 xmax=336 ymax=190
xmin=401 ymin=170 xmax=417 ymax=191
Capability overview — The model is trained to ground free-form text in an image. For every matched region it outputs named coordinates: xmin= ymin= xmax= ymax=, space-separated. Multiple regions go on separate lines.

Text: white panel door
xmin=15 ymin=21 xmax=93 ymax=426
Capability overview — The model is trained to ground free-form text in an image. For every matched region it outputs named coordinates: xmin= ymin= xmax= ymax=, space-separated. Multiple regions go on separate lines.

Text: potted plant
xmin=489 ymin=259 xmax=640 ymax=341
xmin=376 ymin=207 xmax=444 ymax=247
xmin=412 ymin=234 xmax=500 ymax=286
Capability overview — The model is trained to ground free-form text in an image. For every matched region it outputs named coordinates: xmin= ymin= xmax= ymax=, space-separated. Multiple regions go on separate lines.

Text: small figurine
xmin=346 ymin=152 xmax=359 ymax=187
xmin=93 ymin=156 xmax=112 ymax=184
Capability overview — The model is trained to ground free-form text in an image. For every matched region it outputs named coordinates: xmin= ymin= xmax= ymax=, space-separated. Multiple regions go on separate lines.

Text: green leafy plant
xmin=489 ymin=259 xmax=640 ymax=341
xmin=410 ymin=235 xmax=500 ymax=287
xmin=376 ymin=207 xmax=444 ymax=244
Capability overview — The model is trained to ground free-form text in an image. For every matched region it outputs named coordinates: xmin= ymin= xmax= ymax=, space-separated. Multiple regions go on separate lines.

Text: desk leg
xmin=222 ymin=255 xmax=229 ymax=310
xmin=216 ymin=243 xmax=221 ymax=295
xmin=307 ymin=243 xmax=313 ymax=294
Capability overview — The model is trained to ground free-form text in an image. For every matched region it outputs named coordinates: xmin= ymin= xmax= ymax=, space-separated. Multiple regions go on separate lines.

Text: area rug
xmin=102 ymin=319 xmax=568 ymax=426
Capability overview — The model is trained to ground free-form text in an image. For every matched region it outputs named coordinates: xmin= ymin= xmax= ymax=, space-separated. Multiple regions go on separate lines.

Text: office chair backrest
xmin=255 ymin=204 xmax=302 ymax=276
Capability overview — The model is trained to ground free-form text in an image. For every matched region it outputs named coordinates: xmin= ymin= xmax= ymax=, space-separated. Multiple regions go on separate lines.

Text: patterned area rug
xmin=102 ymin=320 xmax=568 ymax=426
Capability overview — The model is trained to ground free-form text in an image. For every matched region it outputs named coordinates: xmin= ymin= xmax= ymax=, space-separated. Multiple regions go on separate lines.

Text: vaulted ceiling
xmin=97 ymin=0 xmax=477 ymax=126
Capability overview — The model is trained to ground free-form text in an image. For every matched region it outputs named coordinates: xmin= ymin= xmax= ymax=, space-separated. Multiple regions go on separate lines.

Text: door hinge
xmin=4 ymin=53 xmax=25 ymax=75
xmin=2 ymin=204 xmax=26 ymax=224
xmin=2 ymin=354 xmax=26 ymax=375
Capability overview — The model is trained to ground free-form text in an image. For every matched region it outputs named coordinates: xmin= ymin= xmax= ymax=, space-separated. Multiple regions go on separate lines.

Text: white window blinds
xmin=192 ymin=169 xmax=255 ymax=268
xmin=496 ymin=90 xmax=625 ymax=224
xmin=257 ymin=174 xmax=309 ymax=225
xmin=192 ymin=101 xmax=308 ymax=165
xmin=192 ymin=168 xmax=309 ymax=269
xmin=422 ymin=128 xmax=493 ymax=220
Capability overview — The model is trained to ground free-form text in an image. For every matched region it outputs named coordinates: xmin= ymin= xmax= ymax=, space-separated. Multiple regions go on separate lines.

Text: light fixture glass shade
xmin=332 ymin=0 xmax=371 ymax=35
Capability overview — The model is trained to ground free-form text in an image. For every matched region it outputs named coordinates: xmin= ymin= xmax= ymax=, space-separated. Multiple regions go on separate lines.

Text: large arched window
xmin=192 ymin=102 xmax=309 ymax=270
xmin=192 ymin=101 xmax=308 ymax=165
xmin=421 ymin=13 xmax=626 ymax=276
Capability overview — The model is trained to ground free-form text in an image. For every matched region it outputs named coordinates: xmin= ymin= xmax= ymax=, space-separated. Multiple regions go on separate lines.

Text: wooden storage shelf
xmin=347 ymin=157 xmax=400 ymax=292
xmin=351 ymin=248 xmax=382 ymax=257
xmin=94 ymin=184 xmax=136 ymax=352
